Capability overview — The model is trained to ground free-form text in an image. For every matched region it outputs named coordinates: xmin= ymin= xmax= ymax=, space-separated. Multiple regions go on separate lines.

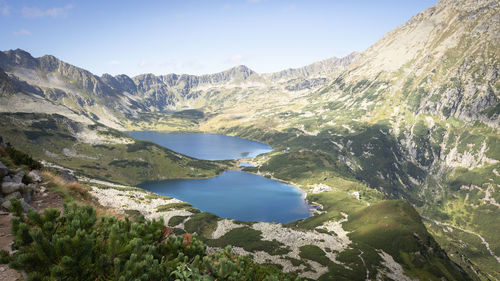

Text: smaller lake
xmin=126 ymin=131 xmax=272 ymax=160
xmin=140 ymin=170 xmax=311 ymax=223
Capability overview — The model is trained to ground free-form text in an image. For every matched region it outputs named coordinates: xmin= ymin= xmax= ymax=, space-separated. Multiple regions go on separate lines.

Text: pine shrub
xmin=7 ymin=199 xmax=300 ymax=281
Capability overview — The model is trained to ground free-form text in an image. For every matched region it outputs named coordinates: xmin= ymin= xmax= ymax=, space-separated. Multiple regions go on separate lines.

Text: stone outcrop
xmin=0 ymin=137 xmax=40 ymax=212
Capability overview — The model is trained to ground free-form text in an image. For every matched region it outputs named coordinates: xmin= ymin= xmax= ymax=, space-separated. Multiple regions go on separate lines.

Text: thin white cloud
xmin=159 ymin=60 xmax=178 ymax=69
xmin=22 ymin=4 xmax=73 ymax=19
xmin=158 ymin=59 xmax=205 ymax=74
xmin=138 ymin=60 xmax=147 ymax=68
xmin=1 ymin=1 xmax=9 ymax=16
xmin=13 ymin=29 xmax=31 ymax=36
xmin=181 ymin=60 xmax=204 ymax=70
xmin=225 ymin=54 xmax=245 ymax=64
xmin=247 ymin=0 xmax=264 ymax=3
xmin=108 ymin=60 xmax=120 ymax=65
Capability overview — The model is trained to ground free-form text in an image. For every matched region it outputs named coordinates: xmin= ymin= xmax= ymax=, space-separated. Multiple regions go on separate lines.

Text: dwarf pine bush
xmin=7 ymin=199 xmax=299 ymax=281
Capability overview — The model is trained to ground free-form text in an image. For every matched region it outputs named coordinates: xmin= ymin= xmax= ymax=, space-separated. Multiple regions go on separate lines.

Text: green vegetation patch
xmin=344 ymin=200 xmax=470 ymax=281
xmin=5 ymin=200 xmax=299 ymax=280
xmin=207 ymin=227 xmax=291 ymax=256
xmin=0 ymin=113 xmax=225 ymax=186
xmin=156 ymin=202 xmax=200 ymax=213
xmin=184 ymin=212 xmax=219 ymax=238
xmin=168 ymin=215 xmax=189 ymax=227
xmin=299 ymin=245 xmax=331 ymax=266
xmin=2 ymin=145 xmax=42 ymax=170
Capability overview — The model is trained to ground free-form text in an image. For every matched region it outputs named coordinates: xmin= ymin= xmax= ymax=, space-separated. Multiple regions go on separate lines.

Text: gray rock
xmin=20 ymin=198 xmax=34 ymax=213
xmin=2 ymin=176 xmax=13 ymax=183
xmin=60 ymin=170 xmax=77 ymax=182
xmin=0 ymin=161 xmax=8 ymax=178
xmin=22 ymin=184 xmax=35 ymax=203
xmin=19 ymin=183 xmax=34 ymax=193
xmin=2 ymin=182 xmax=25 ymax=194
xmin=1 ymin=198 xmax=33 ymax=213
xmin=5 ymin=191 xmax=22 ymax=201
xmin=23 ymin=191 xmax=32 ymax=203
xmin=27 ymin=170 xmax=42 ymax=183
xmin=13 ymin=169 xmax=25 ymax=183
xmin=1 ymin=200 xmax=11 ymax=210
xmin=12 ymin=175 xmax=23 ymax=184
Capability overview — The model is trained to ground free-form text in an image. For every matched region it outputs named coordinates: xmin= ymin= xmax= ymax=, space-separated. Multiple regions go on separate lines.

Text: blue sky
xmin=0 ymin=0 xmax=438 ymax=76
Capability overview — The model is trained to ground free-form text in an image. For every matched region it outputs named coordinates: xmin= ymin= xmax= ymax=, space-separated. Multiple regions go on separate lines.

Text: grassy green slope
xmin=0 ymin=112 xmax=226 ymax=185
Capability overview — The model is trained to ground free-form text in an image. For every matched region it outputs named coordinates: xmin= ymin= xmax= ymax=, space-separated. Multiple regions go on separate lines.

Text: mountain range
xmin=0 ymin=0 xmax=498 ymax=279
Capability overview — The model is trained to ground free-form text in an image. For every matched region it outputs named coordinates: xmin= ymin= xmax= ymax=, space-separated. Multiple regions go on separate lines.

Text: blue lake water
xmin=128 ymin=131 xmax=310 ymax=223
xmin=126 ymin=131 xmax=273 ymax=160
xmin=140 ymin=170 xmax=311 ymax=223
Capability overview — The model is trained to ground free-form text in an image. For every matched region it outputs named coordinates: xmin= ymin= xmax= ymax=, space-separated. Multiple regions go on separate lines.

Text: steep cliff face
xmin=0 ymin=68 xmax=19 ymax=96
xmin=343 ymin=0 xmax=499 ymax=126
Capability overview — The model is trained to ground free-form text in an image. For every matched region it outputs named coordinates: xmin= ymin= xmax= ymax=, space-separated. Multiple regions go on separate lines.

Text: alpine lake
xmin=127 ymin=131 xmax=312 ymax=223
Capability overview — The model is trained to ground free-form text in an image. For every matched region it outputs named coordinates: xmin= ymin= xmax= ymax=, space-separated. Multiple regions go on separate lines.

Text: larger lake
xmin=140 ymin=170 xmax=311 ymax=223
xmin=127 ymin=131 xmax=272 ymax=160
xmin=129 ymin=131 xmax=311 ymax=223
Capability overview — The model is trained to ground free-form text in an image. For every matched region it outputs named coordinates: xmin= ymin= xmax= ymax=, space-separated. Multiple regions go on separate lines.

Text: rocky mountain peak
xmin=0 ymin=49 xmax=38 ymax=70
xmin=265 ymin=52 xmax=360 ymax=81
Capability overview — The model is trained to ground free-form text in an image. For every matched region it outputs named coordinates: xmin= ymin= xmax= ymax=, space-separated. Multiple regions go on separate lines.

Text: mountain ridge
xmin=0 ymin=0 xmax=498 ymax=279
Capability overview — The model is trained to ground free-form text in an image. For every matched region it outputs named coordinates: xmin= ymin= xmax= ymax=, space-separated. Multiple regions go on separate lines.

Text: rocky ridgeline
xmin=0 ymin=137 xmax=41 ymax=213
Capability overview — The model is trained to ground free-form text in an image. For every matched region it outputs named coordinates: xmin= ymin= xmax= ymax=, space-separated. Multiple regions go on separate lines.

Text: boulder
xmin=2 ymin=182 xmax=25 ymax=194
xmin=0 ymin=198 xmax=33 ymax=212
xmin=2 ymin=176 xmax=13 ymax=182
xmin=0 ymin=161 xmax=8 ymax=178
xmin=5 ymin=191 xmax=22 ymax=201
xmin=60 ymin=170 xmax=77 ymax=182
xmin=22 ymin=184 xmax=35 ymax=203
xmin=1 ymin=200 xmax=10 ymax=210
xmin=27 ymin=170 xmax=42 ymax=183
xmin=23 ymin=191 xmax=32 ymax=203
xmin=21 ymin=199 xmax=35 ymax=213
xmin=13 ymin=169 xmax=25 ymax=183
xmin=19 ymin=183 xmax=34 ymax=193
xmin=20 ymin=198 xmax=34 ymax=212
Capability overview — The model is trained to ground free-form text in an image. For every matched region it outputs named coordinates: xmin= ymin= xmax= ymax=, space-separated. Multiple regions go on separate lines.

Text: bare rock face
xmin=1 ymin=198 xmax=33 ymax=212
xmin=12 ymin=169 xmax=24 ymax=184
xmin=59 ymin=170 xmax=77 ymax=182
xmin=0 ymin=161 xmax=8 ymax=178
xmin=4 ymin=191 xmax=21 ymax=201
xmin=27 ymin=170 xmax=42 ymax=183
xmin=1 ymin=182 xmax=24 ymax=194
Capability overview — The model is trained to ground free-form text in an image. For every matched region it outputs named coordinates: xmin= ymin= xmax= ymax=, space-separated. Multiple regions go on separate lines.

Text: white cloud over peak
xmin=226 ymin=54 xmax=245 ymax=64
xmin=138 ymin=60 xmax=148 ymax=68
xmin=22 ymin=4 xmax=73 ymax=19
xmin=13 ymin=29 xmax=30 ymax=36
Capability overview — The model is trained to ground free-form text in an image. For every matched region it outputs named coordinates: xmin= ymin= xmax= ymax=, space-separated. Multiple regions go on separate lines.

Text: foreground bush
xmin=7 ymin=199 xmax=299 ymax=281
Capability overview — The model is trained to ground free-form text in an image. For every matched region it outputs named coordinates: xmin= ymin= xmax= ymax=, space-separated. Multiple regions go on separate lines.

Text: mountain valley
xmin=0 ymin=0 xmax=499 ymax=280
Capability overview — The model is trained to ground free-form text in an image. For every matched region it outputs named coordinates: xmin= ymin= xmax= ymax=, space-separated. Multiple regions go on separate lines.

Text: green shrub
xmin=5 ymin=145 xmax=42 ymax=170
xmin=6 ymin=200 xmax=300 ymax=280
xmin=299 ymin=245 xmax=331 ymax=266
